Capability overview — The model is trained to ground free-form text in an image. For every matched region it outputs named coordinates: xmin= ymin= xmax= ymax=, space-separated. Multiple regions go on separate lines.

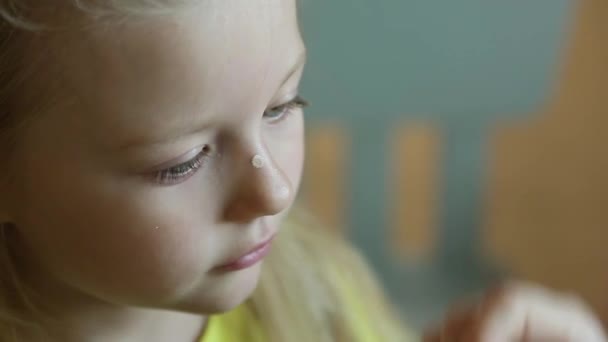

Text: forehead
xmin=47 ymin=0 xmax=304 ymax=147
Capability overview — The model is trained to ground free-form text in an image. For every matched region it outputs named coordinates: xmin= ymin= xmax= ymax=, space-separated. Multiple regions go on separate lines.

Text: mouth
xmin=214 ymin=235 xmax=275 ymax=272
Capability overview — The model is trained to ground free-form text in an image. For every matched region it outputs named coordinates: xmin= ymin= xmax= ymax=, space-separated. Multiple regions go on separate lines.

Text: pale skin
xmin=426 ymin=282 xmax=607 ymax=341
xmin=2 ymin=0 xmax=305 ymax=341
xmin=0 ymin=1 xmax=605 ymax=341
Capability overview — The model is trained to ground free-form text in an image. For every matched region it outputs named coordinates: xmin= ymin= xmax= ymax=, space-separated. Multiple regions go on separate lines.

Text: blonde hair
xmin=0 ymin=2 xmax=408 ymax=341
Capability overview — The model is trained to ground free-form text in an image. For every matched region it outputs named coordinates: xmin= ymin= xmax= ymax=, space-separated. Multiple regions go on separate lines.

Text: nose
xmin=222 ymin=151 xmax=293 ymax=223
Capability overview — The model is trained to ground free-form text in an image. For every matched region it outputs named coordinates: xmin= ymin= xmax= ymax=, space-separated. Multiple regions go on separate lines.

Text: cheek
xmin=13 ymin=159 xmax=220 ymax=304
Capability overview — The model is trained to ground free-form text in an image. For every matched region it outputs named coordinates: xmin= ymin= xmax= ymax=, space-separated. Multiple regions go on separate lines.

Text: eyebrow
xmin=115 ymin=50 xmax=307 ymax=152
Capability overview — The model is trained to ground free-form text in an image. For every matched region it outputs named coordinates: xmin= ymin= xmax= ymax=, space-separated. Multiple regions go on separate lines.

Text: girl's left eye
xmin=263 ymin=95 xmax=309 ymax=123
xmin=153 ymin=145 xmax=212 ymax=185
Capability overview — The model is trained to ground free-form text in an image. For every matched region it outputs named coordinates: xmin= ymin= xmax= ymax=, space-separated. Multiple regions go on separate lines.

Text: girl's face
xmin=6 ymin=0 xmax=305 ymax=313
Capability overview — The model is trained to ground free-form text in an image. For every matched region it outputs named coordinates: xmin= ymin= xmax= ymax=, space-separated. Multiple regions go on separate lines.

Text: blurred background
xmin=296 ymin=0 xmax=608 ymax=329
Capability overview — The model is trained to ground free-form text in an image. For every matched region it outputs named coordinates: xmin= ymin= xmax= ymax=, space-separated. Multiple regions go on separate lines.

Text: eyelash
xmin=155 ymin=145 xmax=211 ymax=185
xmin=263 ymin=95 xmax=309 ymax=122
xmin=155 ymin=95 xmax=309 ymax=185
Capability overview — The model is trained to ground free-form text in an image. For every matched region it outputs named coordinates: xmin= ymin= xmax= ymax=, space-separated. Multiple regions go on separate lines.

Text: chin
xmin=176 ymin=262 xmax=264 ymax=315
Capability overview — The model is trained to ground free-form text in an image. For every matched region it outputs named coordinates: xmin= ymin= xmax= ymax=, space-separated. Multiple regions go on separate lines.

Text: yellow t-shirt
xmin=201 ymin=304 xmax=266 ymax=342
xmin=201 ymin=282 xmax=417 ymax=342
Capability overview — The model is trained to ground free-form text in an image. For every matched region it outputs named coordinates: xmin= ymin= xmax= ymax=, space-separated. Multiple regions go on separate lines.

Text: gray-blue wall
xmin=299 ymin=0 xmax=574 ymax=327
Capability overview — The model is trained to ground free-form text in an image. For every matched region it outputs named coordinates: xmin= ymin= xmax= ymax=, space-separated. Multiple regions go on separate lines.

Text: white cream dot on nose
xmin=252 ymin=155 xmax=265 ymax=169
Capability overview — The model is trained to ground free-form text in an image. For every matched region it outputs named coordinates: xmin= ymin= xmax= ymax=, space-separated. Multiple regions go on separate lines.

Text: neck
xmin=13 ymin=256 xmax=206 ymax=341
xmin=19 ymin=282 xmax=207 ymax=342
xmin=24 ymin=307 xmax=206 ymax=342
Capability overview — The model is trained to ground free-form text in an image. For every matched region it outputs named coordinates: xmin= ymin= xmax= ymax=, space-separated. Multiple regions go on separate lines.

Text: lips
xmin=215 ymin=236 xmax=275 ymax=272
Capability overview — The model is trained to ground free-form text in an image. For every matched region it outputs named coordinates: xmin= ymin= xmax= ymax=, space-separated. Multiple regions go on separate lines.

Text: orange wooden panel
xmin=390 ymin=123 xmax=441 ymax=261
xmin=301 ymin=124 xmax=349 ymax=235
xmin=485 ymin=0 xmax=608 ymax=323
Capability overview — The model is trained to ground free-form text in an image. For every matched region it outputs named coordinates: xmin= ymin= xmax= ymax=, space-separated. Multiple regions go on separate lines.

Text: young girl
xmin=0 ymin=1 xmax=604 ymax=341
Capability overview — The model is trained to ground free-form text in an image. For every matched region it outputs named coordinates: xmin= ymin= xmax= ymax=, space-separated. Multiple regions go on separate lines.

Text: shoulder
xmin=284 ymin=211 xmax=419 ymax=341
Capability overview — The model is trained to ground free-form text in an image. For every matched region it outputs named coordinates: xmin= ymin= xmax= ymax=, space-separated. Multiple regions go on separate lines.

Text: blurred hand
xmin=424 ymin=282 xmax=607 ymax=342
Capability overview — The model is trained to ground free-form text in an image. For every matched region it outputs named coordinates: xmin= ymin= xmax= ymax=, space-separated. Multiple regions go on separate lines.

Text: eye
xmin=263 ymin=95 xmax=309 ymax=123
xmin=154 ymin=145 xmax=212 ymax=185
